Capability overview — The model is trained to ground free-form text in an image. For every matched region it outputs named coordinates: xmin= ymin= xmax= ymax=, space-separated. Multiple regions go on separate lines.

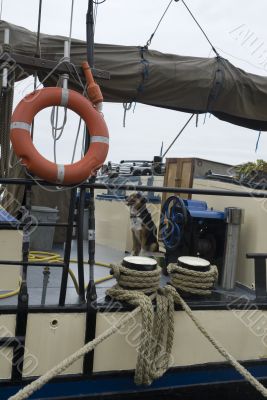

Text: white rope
xmin=107 ymin=264 xmax=174 ymax=385
xmin=50 ymin=104 xmax=68 ymax=163
xmin=68 ymin=0 xmax=75 ymax=52
xmin=71 ymin=117 xmax=82 ymax=163
xmin=8 ymin=307 xmax=140 ymax=400
xmin=166 ymin=285 xmax=267 ymax=398
xmin=9 ymin=269 xmax=267 ymax=399
xmin=0 ymin=0 xmax=4 ymax=20
xmin=50 ymin=0 xmax=75 ymax=163
xmin=110 ymin=263 xmax=161 ymax=294
xmin=168 ymin=263 xmax=218 ymax=296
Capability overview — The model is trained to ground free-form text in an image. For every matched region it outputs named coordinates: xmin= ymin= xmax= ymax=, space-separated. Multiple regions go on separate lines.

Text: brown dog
xmin=126 ymin=192 xmax=159 ymax=256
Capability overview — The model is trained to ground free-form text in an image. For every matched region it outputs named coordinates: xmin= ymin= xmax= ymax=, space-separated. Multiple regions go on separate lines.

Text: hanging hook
xmin=122 ymin=102 xmax=132 ymax=128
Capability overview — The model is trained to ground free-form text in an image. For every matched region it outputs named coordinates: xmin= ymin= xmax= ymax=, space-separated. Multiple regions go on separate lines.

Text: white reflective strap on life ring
xmin=10 ymin=122 xmax=31 ymax=133
xmin=57 ymin=164 xmax=65 ymax=183
xmin=91 ymin=136 xmax=109 ymax=145
xmin=60 ymin=89 xmax=69 ymax=107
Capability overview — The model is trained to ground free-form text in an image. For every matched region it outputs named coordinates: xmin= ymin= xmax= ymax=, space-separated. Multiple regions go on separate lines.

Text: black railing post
xmin=10 ymin=183 xmax=31 ymax=380
xmin=247 ymin=253 xmax=267 ymax=300
xmin=86 ymin=0 xmax=94 ymax=67
xmin=11 ymin=280 xmax=29 ymax=381
xmin=59 ymin=188 xmax=77 ymax=306
xmin=83 ymin=181 xmax=97 ymax=376
xmin=77 ymin=187 xmax=86 ymax=302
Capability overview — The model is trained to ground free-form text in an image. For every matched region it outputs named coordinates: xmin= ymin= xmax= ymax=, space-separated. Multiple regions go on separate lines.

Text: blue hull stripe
xmin=2 ymin=364 xmax=267 ymax=399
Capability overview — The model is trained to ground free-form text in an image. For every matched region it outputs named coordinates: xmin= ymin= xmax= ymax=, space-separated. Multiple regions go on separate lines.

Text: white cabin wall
xmin=23 ymin=313 xmax=86 ymax=377
xmin=0 ymin=230 xmax=22 ymax=291
xmin=93 ymin=309 xmax=267 ymax=372
xmin=1 ymin=309 xmax=267 ymax=379
xmin=0 ymin=315 xmax=16 ymax=379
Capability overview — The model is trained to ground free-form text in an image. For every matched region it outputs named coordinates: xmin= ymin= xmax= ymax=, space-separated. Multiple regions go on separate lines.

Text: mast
xmin=83 ymin=0 xmax=97 ymax=376
xmin=86 ymin=0 xmax=94 ymax=67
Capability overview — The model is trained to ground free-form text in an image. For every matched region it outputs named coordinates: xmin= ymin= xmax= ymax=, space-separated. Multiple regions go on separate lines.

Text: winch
xmin=161 ymin=196 xmax=240 ymax=283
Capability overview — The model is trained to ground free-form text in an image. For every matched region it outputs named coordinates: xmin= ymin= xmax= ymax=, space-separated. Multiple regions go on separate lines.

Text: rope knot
xmin=106 ymin=263 xmax=174 ymax=386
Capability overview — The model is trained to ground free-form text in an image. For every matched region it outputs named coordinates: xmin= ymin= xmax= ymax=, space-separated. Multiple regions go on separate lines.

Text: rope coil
xmin=168 ymin=263 xmax=218 ymax=296
xmin=107 ymin=263 xmax=174 ymax=386
xmin=110 ymin=263 xmax=161 ymax=293
xmin=8 ymin=264 xmax=267 ymax=399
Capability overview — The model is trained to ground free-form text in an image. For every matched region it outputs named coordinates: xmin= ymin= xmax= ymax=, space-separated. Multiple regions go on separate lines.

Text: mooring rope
xmin=168 ymin=263 xmax=218 ymax=296
xmin=107 ymin=264 xmax=174 ymax=385
xmin=166 ymin=285 xmax=267 ymax=398
xmin=109 ymin=263 xmax=161 ymax=293
xmin=8 ymin=265 xmax=267 ymax=399
xmin=8 ymin=307 xmax=141 ymax=400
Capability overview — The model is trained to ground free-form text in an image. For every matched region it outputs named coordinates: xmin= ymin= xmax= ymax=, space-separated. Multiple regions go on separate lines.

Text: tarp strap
xmin=206 ymin=56 xmax=224 ymax=113
xmin=137 ymin=47 xmax=150 ymax=95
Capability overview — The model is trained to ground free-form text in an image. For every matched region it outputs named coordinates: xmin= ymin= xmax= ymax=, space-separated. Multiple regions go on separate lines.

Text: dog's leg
xmin=140 ymin=228 xmax=149 ymax=255
xmin=132 ymin=229 xmax=141 ymax=256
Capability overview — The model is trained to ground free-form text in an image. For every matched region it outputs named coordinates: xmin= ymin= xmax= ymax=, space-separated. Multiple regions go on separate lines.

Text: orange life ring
xmin=10 ymin=87 xmax=109 ymax=185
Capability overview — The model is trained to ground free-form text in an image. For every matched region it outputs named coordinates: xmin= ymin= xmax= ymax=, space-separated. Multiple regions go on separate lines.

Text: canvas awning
xmin=1 ymin=20 xmax=267 ymax=131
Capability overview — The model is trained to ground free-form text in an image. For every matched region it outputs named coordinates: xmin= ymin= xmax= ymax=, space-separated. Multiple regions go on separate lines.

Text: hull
xmin=1 ymin=305 xmax=267 ymax=399
xmin=2 ymin=362 xmax=267 ymax=400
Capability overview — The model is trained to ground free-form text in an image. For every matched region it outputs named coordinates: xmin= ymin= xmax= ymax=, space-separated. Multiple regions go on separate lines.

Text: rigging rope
xmin=0 ymin=63 xmax=15 ymax=182
xmin=31 ymin=0 xmax=43 ymax=140
xmin=35 ymin=0 xmax=43 ymax=59
xmin=162 ymin=113 xmax=194 ymax=158
xmin=93 ymin=0 xmax=99 ymax=34
xmin=181 ymin=0 xmax=219 ymax=57
xmin=0 ymin=0 xmax=3 ymax=20
xmin=51 ymin=105 xmax=68 ymax=163
xmin=68 ymin=0 xmax=75 ymax=53
xmin=50 ymin=0 xmax=76 ymax=163
xmin=145 ymin=0 xmax=179 ymax=48
xmin=255 ymin=131 xmax=262 ymax=153
xmin=71 ymin=117 xmax=82 ymax=163
xmin=93 ymin=0 xmax=107 ymax=4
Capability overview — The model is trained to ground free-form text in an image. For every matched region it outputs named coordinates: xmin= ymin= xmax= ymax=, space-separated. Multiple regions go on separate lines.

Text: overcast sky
xmin=3 ymin=0 xmax=267 ymax=166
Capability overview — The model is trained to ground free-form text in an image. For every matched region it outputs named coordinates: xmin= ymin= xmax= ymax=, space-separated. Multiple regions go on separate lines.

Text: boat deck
xmin=0 ymin=241 xmax=257 ymax=309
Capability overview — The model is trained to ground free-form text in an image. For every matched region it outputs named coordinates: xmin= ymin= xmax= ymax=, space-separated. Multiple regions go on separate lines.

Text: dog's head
xmin=126 ymin=192 xmax=147 ymax=210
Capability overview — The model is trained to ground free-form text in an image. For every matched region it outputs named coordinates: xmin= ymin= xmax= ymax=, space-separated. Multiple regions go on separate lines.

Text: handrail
xmin=0 ymin=178 xmax=266 ymax=198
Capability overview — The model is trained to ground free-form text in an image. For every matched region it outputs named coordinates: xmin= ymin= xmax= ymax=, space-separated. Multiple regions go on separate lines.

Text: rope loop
xmin=9 ymin=263 xmax=267 ymax=399
xmin=107 ymin=263 xmax=173 ymax=385
xmin=168 ymin=263 xmax=218 ymax=296
xmin=109 ymin=263 xmax=161 ymax=294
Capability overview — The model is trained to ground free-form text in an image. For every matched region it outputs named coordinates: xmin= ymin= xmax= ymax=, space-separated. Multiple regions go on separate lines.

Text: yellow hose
xmin=0 ymin=252 xmax=113 ymax=299
xmin=29 ymin=251 xmax=113 ymax=293
xmin=0 ymin=279 xmax=21 ymax=299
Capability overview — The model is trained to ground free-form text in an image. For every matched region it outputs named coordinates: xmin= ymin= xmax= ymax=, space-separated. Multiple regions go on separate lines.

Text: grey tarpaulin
xmin=1 ymin=20 xmax=267 ymax=131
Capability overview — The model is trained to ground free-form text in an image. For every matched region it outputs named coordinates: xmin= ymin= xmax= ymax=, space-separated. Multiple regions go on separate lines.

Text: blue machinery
xmin=161 ymin=196 xmax=243 ymax=288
